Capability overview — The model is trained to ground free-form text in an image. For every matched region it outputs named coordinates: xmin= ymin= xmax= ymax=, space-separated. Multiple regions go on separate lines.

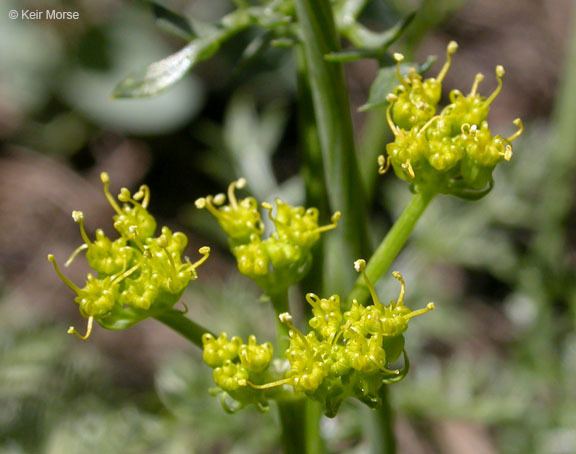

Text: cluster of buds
xmin=249 ymin=260 xmax=434 ymax=417
xmin=48 ymin=173 xmax=210 ymax=339
xmin=379 ymin=41 xmax=524 ymax=198
xmin=195 ymin=179 xmax=340 ymax=294
xmin=202 ymin=332 xmax=278 ymax=413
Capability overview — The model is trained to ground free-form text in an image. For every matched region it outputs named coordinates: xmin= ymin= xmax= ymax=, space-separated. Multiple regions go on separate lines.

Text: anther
xmin=72 ymin=211 xmax=84 ymax=223
xmin=118 ymin=188 xmax=131 ymax=203
xmin=195 ymin=198 xmax=207 ymax=209
xmin=501 ymin=145 xmax=513 ymax=161
xmin=354 ymin=259 xmax=366 ymax=273
xmin=213 ymin=194 xmax=226 ymax=205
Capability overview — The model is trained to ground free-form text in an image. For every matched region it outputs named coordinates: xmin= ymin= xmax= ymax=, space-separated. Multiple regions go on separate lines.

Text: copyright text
xmin=9 ymin=9 xmax=80 ymax=20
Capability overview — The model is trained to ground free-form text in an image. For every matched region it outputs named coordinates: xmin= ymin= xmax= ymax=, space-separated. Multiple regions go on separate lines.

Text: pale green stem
xmin=154 ymin=310 xmax=214 ymax=348
xmin=347 ymin=190 xmax=436 ymax=306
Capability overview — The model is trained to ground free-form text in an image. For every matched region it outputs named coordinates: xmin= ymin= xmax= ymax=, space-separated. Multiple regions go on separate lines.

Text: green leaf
xmin=149 ymin=1 xmax=195 ymax=41
xmin=112 ymin=38 xmax=219 ymax=98
xmin=327 ymin=13 xmax=416 ymax=62
xmin=359 ymin=56 xmax=436 ymax=112
xmin=343 ymin=11 xmax=416 ymax=49
xmin=358 ymin=65 xmax=397 ymax=112
xmin=112 ymin=9 xmax=254 ymax=98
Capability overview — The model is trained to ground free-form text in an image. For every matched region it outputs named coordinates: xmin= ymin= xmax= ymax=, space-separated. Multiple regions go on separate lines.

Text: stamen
xmin=500 ymin=145 xmax=513 ymax=161
xmin=417 ymin=115 xmax=440 ymax=136
xmin=189 ymin=246 xmax=211 ymax=270
xmin=47 ymin=254 xmax=81 ymax=294
xmin=469 ymin=73 xmax=485 ymax=96
xmin=213 ymin=194 xmax=226 ymax=206
xmin=461 ymin=123 xmax=477 ymax=137
xmin=437 ymin=41 xmax=458 ymax=84
xmin=507 ymin=118 xmax=524 ymax=142
xmin=369 ymin=356 xmax=400 ymax=375
xmin=111 ymin=254 xmax=146 ymax=285
xmin=354 ymin=259 xmax=383 ymax=310
xmin=392 ymin=271 xmax=406 ymax=305
xmin=117 ymin=188 xmax=132 ymax=203
xmin=305 ymin=293 xmax=320 ymax=309
xmin=261 ymin=202 xmax=275 ymax=222
xmin=486 ymin=65 xmax=505 ymax=105
xmin=386 ymin=96 xmax=399 ymax=135
xmin=227 ymin=179 xmax=246 ymax=210
xmin=72 ymin=211 xmax=92 ymax=247
xmin=65 ymin=244 xmax=88 ymax=267
xmin=100 ymin=172 xmax=122 ymax=215
xmin=199 ymin=196 xmax=222 ymax=219
xmin=279 ymin=312 xmax=310 ymax=350
xmin=313 ymin=211 xmax=341 ymax=234
xmin=247 ymin=377 xmax=293 ymax=390
xmin=67 ymin=315 xmax=94 ymax=340
xmin=393 ymin=53 xmax=405 ymax=85
xmin=404 ymin=302 xmax=435 ymax=320
xmin=378 ymin=155 xmax=391 ymax=175
xmin=402 ymin=160 xmax=415 ymax=179
xmin=133 ymin=185 xmax=151 ymax=208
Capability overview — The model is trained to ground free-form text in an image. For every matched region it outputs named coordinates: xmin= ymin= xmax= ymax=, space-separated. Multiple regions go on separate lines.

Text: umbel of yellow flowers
xmin=379 ymin=41 xmax=524 ymax=199
xmin=202 ymin=260 xmax=434 ymax=417
xmin=196 ymin=178 xmax=341 ymax=295
xmin=48 ymin=173 xmax=210 ymax=339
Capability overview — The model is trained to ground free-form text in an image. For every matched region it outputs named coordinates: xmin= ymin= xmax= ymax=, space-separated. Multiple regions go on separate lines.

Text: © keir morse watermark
xmin=9 ymin=9 xmax=80 ymax=20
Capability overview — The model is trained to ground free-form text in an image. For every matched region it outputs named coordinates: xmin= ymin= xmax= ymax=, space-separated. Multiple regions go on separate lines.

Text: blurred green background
xmin=1 ymin=0 xmax=575 ymax=452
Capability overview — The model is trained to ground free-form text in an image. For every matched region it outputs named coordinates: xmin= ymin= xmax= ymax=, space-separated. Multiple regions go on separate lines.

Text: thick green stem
xmin=366 ymin=386 xmax=396 ymax=454
xmin=347 ymin=191 xmax=436 ymax=306
xmin=294 ymin=0 xmax=370 ymax=296
xmin=154 ymin=310 xmax=213 ymax=348
xmin=359 ymin=108 xmax=391 ymax=203
xmin=277 ymin=398 xmax=308 ymax=454
xmin=295 ymin=45 xmax=329 ymax=306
